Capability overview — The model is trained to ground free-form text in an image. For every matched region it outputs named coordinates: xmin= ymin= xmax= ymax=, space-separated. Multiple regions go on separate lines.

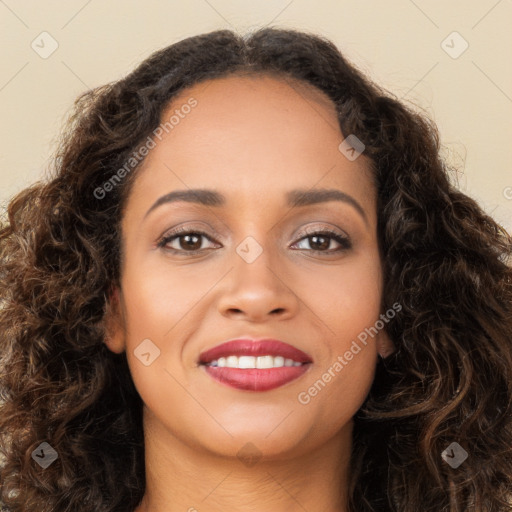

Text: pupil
xmin=310 ymin=235 xmax=329 ymax=250
xmin=182 ymin=234 xmax=201 ymax=250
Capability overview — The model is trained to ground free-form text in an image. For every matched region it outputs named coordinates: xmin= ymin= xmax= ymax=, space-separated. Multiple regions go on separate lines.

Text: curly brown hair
xmin=1 ymin=27 xmax=511 ymax=512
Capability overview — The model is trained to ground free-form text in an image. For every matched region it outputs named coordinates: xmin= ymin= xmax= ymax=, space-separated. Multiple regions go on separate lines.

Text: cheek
xmin=298 ymin=352 xmax=376 ymax=444
xmin=294 ymin=253 xmax=382 ymax=429
xmin=120 ymin=263 xmax=204 ymax=342
xmin=119 ymin=267 xmax=197 ymax=435
xmin=302 ymin=252 xmax=383 ymax=346
xmin=117 ymin=265 xmax=193 ymax=395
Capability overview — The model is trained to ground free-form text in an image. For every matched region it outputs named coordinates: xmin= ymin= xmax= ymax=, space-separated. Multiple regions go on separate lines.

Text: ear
xmin=376 ymin=329 xmax=396 ymax=359
xmin=103 ymin=285 xmax=126 ymax=354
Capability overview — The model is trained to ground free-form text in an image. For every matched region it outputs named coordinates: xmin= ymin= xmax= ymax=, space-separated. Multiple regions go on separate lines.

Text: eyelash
xmin=156 ymin=226 xmax=352 ymax=255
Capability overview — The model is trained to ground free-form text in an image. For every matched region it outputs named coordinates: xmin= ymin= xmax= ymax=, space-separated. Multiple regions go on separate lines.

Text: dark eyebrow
xmin=286 ymin=188 xmax=368 ymax=225
xmin=144 ymin=187 xmax=368 ymax=225
xmin=144 ymin=189 xmax=225 ymax=219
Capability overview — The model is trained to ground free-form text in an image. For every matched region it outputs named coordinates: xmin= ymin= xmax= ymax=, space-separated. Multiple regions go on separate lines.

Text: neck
xmin=134 ymin=407 xmax=352 ymax=512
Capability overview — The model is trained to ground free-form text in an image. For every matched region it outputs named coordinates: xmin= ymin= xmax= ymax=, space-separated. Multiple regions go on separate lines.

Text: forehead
xmin=124 ymin=73 xmax=375 ymax=218
xmin=168 ymin=72 xmax=340 ymax=140
xmin=184 ymin=71 xmax=338 ymax=114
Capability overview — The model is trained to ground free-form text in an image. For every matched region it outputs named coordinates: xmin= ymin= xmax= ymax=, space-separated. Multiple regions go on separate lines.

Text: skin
xmin=105 ymin=73 xmax=395 ymax=512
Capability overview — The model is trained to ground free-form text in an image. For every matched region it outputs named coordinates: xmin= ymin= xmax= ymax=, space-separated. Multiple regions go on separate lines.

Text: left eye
xmin=291 ymin=231 xmax=351 ymax=252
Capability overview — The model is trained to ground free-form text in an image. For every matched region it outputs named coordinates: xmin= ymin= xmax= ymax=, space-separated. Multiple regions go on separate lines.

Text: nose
xmin=217 ymin=242 xmax=299 ymax=323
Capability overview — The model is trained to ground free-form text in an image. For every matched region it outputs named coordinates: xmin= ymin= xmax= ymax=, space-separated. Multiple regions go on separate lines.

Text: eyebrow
xmin=144 ymin=187 xmax=368 ymax=224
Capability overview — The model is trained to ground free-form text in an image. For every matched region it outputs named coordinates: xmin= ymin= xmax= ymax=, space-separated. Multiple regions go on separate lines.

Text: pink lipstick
xmin=198 ymin=338 xmax=312 ymax=391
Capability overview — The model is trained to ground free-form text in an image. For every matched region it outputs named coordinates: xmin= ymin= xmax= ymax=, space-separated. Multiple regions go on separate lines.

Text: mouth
xmin=198 ymin=338 xmax=313 ymax=391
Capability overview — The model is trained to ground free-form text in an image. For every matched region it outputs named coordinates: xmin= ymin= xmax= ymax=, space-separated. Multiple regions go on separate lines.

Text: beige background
xmin=1 ymin=0 xmax=511 ymax=232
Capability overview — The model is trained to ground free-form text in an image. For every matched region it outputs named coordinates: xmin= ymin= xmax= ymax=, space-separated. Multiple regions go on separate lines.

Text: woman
xmin=1 ymin=27 xmax=511 ymax=512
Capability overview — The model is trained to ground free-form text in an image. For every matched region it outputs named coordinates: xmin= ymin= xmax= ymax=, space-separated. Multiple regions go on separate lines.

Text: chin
xmin=188 ymin=411 xmax=334 ymax=462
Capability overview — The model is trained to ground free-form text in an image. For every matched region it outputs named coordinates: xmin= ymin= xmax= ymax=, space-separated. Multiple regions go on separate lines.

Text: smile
xmin=206 ymin=355 xmax=304 ymax=368
xmin=198 ymin=338 xmax=313 ymax=391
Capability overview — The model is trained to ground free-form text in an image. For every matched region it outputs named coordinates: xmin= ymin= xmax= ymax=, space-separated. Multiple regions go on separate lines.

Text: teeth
xmin=238 ymin=356 xmax=256 ymax=369
xmin=207 ymin=355 xmax=303 ymax=369
xmin=256 ymin=355 xmax=274 ymax=369
xmin=274 ymin=356 xmax=285 ymax=367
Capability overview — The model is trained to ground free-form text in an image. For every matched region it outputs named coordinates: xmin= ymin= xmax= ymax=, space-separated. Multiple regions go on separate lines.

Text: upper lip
xmin=198 ymin=338 xmax=313 ymax=364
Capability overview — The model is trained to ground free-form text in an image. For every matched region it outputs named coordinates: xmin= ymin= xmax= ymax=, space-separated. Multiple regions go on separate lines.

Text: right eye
xmin=157 ymin=229 xmax=221 ymax=254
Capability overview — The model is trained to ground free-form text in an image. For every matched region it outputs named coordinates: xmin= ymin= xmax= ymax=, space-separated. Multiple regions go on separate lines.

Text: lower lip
xmin=203 ymin=365 xmax=311 ymax=391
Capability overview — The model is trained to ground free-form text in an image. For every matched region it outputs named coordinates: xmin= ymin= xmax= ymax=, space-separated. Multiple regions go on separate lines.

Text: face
xmin=105 ymin=73 xmax=393 ymax=460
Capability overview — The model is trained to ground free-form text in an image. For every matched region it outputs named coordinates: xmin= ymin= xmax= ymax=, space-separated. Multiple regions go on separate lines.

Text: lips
xmin=198 ymin=338 xmax=313 ymax=391
xmin=199 ymin=338 xmax=312 ymax=364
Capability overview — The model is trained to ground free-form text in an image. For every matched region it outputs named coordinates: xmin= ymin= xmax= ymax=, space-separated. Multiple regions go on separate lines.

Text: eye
xmin=156 ymin=226 xmax=351 ymax=255
xmin=157 ymin=228 xmax=221 ymax=254
xmin=291 ymin=228 xmax=352 ymax=253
